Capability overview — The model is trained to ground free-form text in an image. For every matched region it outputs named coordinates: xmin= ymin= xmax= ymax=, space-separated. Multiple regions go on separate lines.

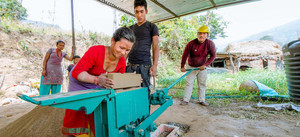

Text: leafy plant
xmin=89 ymin=32 xmax=98 ymax=44
xmin=0 ymin=0 xmax=28 ymax=20
xmin=196 ymin=12 xmax=229 ymax=40
xmin=18 ymin=27 xmax=32 ymax=35
xmin=119 ymin=14 xmax=136 ymax=27
xmin=4 ymin=24 xmax=10 ymax=33
xmin=19 ymin=40 xmax=28 ymax=51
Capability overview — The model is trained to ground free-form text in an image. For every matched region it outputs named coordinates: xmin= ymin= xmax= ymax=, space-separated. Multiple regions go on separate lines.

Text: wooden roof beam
xmin=209 ymin=0 xmax=217 ymax=8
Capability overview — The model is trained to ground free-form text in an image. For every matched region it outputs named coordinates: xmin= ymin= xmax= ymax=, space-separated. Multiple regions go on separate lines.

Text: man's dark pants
xmin=126 ymin=64 xmax=151 ymax=99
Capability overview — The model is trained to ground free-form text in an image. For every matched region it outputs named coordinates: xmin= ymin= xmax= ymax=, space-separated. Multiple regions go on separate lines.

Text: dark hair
xmin=56 ymin=40 xmax=65 ymax=45
xmin=113 ymin=27 xmax=135 ymax=43
xmin=73 ymin=55 xmax=81 ymax=60
xmin=134 ymin=0 xmax=147 ymax=10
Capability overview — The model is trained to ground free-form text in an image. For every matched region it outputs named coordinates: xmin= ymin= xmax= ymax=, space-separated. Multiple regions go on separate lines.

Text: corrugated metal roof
xmin=96 ymin=0 xmax=259 ymax=23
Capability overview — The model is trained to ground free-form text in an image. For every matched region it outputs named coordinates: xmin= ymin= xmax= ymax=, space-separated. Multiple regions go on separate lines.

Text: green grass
xmin=158 ymin=69 xmax=288 ymax=101
xmin=207 ymin=69 xmax=288 ymax=95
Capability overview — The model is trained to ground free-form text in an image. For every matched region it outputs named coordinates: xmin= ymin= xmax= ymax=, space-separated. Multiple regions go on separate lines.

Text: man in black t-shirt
xmin=127 ymin=0 xmax=159 ymax=96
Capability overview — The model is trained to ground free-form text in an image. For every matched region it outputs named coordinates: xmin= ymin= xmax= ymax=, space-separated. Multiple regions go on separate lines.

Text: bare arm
xmin=42 ymin=53 xmax=50 ymax=76
xmin=77 ymin=71 xmax=95 ymax=84
xmin=64 ymin=54 xmax=73 ymax=61
xmin=64 ymin=46 xmax=76 ymax=61
xmin=77 ymin=71 xmax=114 ymax=89
xmin=150 ymin=35 xmax=159 ymax=76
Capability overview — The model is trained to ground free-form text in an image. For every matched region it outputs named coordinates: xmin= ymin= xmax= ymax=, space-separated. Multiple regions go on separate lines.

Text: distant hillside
xmin=241 ymin=19 xmax=300 ymax=46
xmin=21 ymin=20 xmax=61 ymax=29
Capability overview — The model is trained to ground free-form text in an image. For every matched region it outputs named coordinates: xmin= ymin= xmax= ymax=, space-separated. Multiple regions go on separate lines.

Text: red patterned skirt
xmin=62 ymin=109 xmax=95 ymax=136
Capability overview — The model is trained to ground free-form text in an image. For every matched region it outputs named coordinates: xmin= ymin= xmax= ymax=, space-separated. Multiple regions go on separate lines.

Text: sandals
xmin=180 ymin=100 xmax=188 ymax=105
xmin=199 ymin=102 xmax=209 ymax=106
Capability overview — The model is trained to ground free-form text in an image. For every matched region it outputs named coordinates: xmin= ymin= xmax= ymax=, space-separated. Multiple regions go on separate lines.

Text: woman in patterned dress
xmin=40 ymin=40 xmax=74 ymax=95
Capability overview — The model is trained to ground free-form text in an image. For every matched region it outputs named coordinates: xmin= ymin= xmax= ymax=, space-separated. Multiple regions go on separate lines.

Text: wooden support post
xmin=0 ymin=73 xmax=5 ymax=90
xmin=236 ymin=58 xmax=240 ymax=73
xmin=62 ymin=59 xmax=67 ymax=92
xmin=71 ymin=0 xmax=76 ymax=55
xmin=229 ymin=54 xmax=235 ymax=73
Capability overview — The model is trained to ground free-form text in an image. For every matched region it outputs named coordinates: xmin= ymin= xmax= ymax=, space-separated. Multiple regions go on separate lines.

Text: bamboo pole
xmin=0 ymin=73 xmax=5 ymax=90
xmin=229 ymin=54 xmax=235 ymax=73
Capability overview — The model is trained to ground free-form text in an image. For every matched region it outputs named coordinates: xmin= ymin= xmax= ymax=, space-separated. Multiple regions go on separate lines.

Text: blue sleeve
xmin=67 ymin=64 xmax=74 ymax=72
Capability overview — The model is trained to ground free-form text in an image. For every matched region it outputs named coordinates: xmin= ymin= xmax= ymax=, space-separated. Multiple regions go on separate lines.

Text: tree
xmin=119 ymin=14 xmax=136 ymax=27
xmin=0 ymin=0 xmax=28 ymax=20
xmin=197 ymin=11 xmax=228 ymax=40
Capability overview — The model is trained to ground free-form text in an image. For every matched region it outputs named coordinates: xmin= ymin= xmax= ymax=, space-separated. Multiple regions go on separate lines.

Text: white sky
xmin=212 ymin=0 xmax=300 ymax=48
xmin=22 ymin=0 xmax=300 ymax=49
xmin=22 ymin=0 xmax=115 ymax=35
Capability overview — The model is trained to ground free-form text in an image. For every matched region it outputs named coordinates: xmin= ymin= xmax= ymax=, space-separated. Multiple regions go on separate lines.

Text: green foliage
xmin=18 ymin=27 xmax=32 ymax=35
xmin=196 ymin=13 xmax=228 ymax=40
xmin=18 ymin=39 xmax=42 ymax=58
xmin=156 ymin=53 xmax=181 ymax=78
xmin=157 ymin=17 xmax=197 ymax=60
xmin=0 ymin=0 xmax=28 ymax=20
xmin=89 ymin=32 xmax=98 ymax=44
xmin=19 ymin=40 xmax=29 ymax=51
xmin=0 ymin=17 xmax=44 ymax=35
xmin=87 ymin=31 xmax=110 ymax=46
xmin=4 ymin=24 xmax=10 ymax=33
xmin=119 ymin=14 xmax=137 ymax=27
xmin=206 ymin=69 xmax=288 ymax=95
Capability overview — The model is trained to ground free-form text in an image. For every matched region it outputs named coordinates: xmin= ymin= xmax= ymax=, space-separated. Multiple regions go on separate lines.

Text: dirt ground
xmin=154 ymin=99 xmax=300 ymax=137
xmin=0 ymin=98 xmax=299 ymax=137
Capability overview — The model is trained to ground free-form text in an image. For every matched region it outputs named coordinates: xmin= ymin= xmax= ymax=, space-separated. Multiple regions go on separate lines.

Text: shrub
xmin=0 ymin=0 xmax=28 ymax=20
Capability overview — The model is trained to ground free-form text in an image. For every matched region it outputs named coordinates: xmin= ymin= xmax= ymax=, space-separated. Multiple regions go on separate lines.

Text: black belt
xmin=127 ymin=63 xmax=151 ymax=67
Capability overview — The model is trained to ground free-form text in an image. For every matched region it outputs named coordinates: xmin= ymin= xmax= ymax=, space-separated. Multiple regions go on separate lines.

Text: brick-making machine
xmin=17 ymin=69 xmax=198 ymax=137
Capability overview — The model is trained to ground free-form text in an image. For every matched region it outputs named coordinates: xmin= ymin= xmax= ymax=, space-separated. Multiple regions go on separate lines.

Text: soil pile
xmin=0 ymin=105 xmax=65 ymax=137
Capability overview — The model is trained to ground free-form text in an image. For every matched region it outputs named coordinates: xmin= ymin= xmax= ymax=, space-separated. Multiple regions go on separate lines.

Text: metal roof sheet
xmin=96 ymin=0 xmax=259 ymax=23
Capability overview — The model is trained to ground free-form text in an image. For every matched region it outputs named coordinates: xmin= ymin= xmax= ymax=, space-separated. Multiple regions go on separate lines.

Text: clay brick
xmin=107 ymin=73 xmax=141 ymax=89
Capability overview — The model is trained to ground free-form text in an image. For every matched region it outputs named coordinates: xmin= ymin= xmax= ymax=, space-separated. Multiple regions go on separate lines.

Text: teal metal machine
xmin=17 ymin=69 xmax=198 ymax=137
